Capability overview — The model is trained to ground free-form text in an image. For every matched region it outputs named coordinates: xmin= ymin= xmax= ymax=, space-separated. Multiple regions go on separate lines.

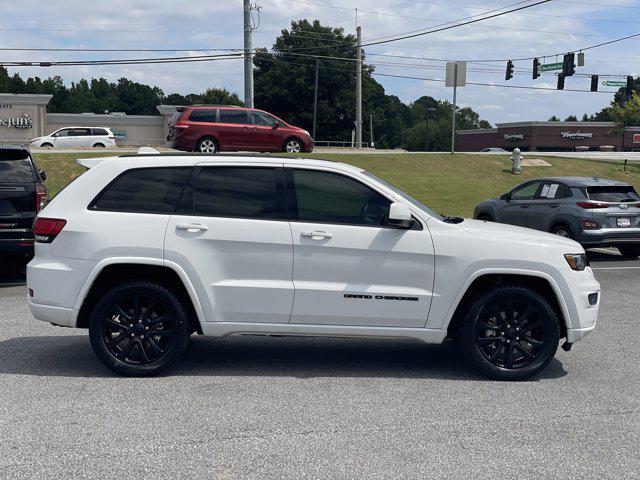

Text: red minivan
xmin=168 ymin=105 xmax=314 ymax=154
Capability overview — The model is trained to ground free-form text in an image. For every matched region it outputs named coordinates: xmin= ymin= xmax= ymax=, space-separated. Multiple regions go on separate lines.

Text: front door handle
xmin=301 ymin=230 xmax=333 ymax=239
xmin=549 ymin=204 xmax=559 ymax=208
xmin=176 ymin=223 xmax=209 ymax=233
xmin=520 ymin=205 xmax=529 ymax=209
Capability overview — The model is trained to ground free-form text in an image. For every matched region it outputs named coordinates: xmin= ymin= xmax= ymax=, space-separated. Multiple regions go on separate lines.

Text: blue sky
xmin=0 ymin=0 xmax=638 ymax=125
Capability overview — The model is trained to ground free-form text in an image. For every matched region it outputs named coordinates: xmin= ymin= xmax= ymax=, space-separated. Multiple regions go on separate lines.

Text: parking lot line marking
xmin=592 ymin=266 xmax=640 ymax=270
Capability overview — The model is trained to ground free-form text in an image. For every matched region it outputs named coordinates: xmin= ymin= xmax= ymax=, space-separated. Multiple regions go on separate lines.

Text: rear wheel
xmin=92 ymin=142 xmax=105 ymax=148
xmin=552 ymin=224 xmax=573 ymax=239
xmin=618 ymin=245 xmax=640 ymax=259
xmin=458 ymin=286 xmax=560 ymax=381
xmin=197 ymin=137 xmax=218 ymax=154
xmin=89 ymin=282 xmax=191 ymax=376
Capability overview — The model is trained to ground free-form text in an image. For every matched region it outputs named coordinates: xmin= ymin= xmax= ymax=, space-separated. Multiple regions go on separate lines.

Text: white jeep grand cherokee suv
xmin=27 ymin=154 xmax=600 ymax=380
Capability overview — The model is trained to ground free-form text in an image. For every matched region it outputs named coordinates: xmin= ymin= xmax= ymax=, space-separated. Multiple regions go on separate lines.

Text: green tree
xmin=565 ymin=115 xmax=578 ymax=121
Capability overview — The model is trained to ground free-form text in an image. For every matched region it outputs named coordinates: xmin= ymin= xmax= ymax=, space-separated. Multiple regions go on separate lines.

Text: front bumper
xmin=562 ymin=267 xmax=600 ymax=344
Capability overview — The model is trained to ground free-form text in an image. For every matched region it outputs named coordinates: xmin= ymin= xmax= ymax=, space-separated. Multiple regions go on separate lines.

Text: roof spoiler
xmin=77 ymin=156 xmax=118 ymax=169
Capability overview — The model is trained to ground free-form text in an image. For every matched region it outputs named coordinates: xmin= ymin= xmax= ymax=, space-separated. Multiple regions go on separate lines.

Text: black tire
xmin=477 ymin=213 xmax=493 ymax=222
xmin=40 ymin=142 xmax=53 ymax=148
xmin=283 ymin=137 xmax=304 ymax=153
xmin=92 ymin=142 xmax=105 ymax=148
xmin=197 ymin=137 xmax=219 ymax=154
xmin=552 ymin=224 xmax=574 ymax=239
xmin=618 ymin=245 xmax=640 ymax=259
xmin=458 ymin=286 xmax=560 ymax=381
xmin=89 ymin=282 xmax=191 ymax=376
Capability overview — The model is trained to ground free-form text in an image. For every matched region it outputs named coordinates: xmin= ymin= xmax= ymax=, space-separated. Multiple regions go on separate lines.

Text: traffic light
xmin=562 ymin=53 xmax=575 ymax=77
xmin=557 ymin=74 xmax=565 ymax=90
xmin=591 ymin=75 xmax=599 ymax=92
xmin=505 ymin=60 xmax=514 ymax=81
xmin=626 ymin=76 xmax=634 ymax=97
xmin=533 ymin=58 xmax=540 ymax=80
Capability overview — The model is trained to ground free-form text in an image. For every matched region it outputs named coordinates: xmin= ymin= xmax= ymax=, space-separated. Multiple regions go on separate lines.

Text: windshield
xmin=362 ymin=171 xmax=443 ymax=220
xmin=587 ymin=186 xmax=640 ymax=203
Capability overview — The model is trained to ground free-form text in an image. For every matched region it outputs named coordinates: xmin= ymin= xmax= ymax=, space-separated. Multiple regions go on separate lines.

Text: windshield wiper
xmin=442 ymin=216 xmax=464 ymax=224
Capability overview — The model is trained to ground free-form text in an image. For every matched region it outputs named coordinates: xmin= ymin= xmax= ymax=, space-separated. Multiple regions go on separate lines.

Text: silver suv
xmin=474 ymin=177 xmax=640 ymax=258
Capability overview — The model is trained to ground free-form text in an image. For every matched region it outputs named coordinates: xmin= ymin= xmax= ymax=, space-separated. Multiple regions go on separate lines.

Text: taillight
xmin=35 ymin=184 xmax=47 ymax=213
xmin=33 ymin=217 xmax=66 ymax=243
xmin=582 ymin=219 xmax=600 ymax=230
xmin=576 ymin=201 xmax=609 ymax=209
xmin=108 ymin=135 xmax=115 ymax=139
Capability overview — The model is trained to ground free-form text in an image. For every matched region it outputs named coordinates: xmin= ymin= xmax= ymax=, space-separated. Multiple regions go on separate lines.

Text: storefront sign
xmin=0 ymin=113 xmax=32 ymax=129
xmin=113 ymin=130 xmax=127 ymax=139
xmin=561 ymin=131 xmax=593 ymax=140
xmin=634 ymin=133 xmax=640 ymax=144
xmin=503 ymin=134 xmax=524 ymax=141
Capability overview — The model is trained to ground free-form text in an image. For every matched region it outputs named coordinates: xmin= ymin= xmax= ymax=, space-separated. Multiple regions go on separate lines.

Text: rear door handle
xmin=520 ymin=205 xmax=529 ymax=209
xmin=549 ymin=204 xmax=559 ymax=208
xmin=176 ymin=223 xmax=208 ymax=233
xmin=301 ymin=230 xmax=333 ymax=239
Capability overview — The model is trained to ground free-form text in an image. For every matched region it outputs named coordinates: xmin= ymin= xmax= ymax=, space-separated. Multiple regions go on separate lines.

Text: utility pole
xmin=369 ymin=114 xmax=374 ymax=148
xmin=312 ymin=57 xmax=319 ymax=140
xmin=355 ymin=25 xmax=362 ymax=149
xmin=450 ymin=62 xmax=458 ymax=154
xmin=243 ymin=0 xmax=254 ymax=108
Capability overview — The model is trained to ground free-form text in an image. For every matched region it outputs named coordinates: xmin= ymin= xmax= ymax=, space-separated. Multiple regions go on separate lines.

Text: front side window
xmin=219 ymin=109 xmax=248 ymax=125
xmin=53 ymin=129 xmax=70 ymax=137
xmin=292 ymin=169 xmax=391 ymax=226
xmin=511 ymin=182 xmax=541 ymax=200
xmin=90 ymin=168 xmax=190 ymax=214
xmin=251 ymin=111 xmax=277 ymax=126
xmin=193 ymin=167 xmax=285 ymax=220
xmin=188 ymin=109 xmax=217 ymax=123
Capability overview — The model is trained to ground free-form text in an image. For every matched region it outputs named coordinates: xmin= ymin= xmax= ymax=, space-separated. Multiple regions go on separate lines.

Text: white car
xmin=29 ymin=127 xmax=117 ymax=149
xmin=26 ymin=153 xmax=600 ymax=380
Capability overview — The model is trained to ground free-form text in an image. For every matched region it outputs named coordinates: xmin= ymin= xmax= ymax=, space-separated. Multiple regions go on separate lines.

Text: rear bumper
xmin=0 ymin=236 xmax=34 ymax=256
xmin=27 ymin=297 xmax=78 ymax=327
xmin=579 ymin=227 xmax=640 ymax=247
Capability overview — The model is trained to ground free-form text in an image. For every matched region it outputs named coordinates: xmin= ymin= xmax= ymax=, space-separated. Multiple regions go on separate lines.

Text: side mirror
xmin=39 ymin=170 xmax=47 ymax=181
xmin=386 ymin=202 xmax=413 ymax=229
xmin=500 ymin=193 xmax=510 ymax=201
xmin=272 ymin=121 xmax=280 ymax=129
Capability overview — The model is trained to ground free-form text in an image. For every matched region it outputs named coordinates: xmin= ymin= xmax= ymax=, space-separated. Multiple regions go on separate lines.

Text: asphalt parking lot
xmin=1 ymin=250 xmax=639 ymax=479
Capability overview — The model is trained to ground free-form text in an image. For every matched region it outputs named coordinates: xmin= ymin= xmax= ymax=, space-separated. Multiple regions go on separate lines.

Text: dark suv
xmin=0 ymin=145 xmax=47 ymax=263
xmin=168 ymin=106 xmax=314 ymax=154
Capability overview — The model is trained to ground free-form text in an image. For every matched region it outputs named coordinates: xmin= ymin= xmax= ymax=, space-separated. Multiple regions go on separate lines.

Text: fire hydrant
xmin=511 ymin=148 xmax=522 ymax=175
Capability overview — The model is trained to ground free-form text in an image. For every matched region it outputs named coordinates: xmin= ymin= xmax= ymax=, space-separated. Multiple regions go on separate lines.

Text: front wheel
xmin=458 ymin=286 xmax=560 ymax=381
xmin=283 ymin=138 xmax=303 ymax=153
xmin=89 ymin=282 xmax=191 ymax=376
xmin=618 ymin=245 xmax=640 ymax=259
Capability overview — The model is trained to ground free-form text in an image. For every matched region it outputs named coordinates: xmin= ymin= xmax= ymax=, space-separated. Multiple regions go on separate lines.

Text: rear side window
xmin=291 ymin=169 xmax=391 ymax=226
xmin=219 ymin=109 xmax=248 ymax=124
xmin=587 ymin=186 xmax=640 ymax=202
xmin=90 ymin=168 xmax=190 ymax=214
xmin=92 ymin=128 xmax=109 ymax=136
xmin=193 ymin=167 xmax=285 ymax=220
xmin=538 ymin=183 xmax=572 ymax=199
xmin=71 ymin=128 xmax=92 ymax=136
xmin=0 ymin=157 xmax=34 ymax=183
xmin=188 ymin=109 xmax=217 ymax=123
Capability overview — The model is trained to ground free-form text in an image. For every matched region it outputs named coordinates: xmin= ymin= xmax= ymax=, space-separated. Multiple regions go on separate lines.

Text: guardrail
xmin=315 ymin=140 xmax=371 ymax=148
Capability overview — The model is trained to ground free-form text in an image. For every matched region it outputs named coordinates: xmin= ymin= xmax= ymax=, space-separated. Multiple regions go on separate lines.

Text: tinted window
xmin=292 ymin=169 xmax=390 ymax=226
xmin=511 ymin=182 xmax=540 ymax=200
xmin=90 ymin=168 xmax=190 ymax=214
xmin=252 ymin=111 xmax=277 ymax=126
xmin=193 ymin=167 xmax=284 ymax=220
xmin=188 ymin=109 xmax=217 ymax=123
xmin=0 ymin=158 xmax=34 ymax=183
xmin=537 ymin=183 xmax=572 ymax=199
xmin=587 ymin=186 xmax=640 ymax=202
xmin=71 ymin=128 xmax=92 ymax=136
xmin=219 ymin=109 xmax=248 ymax=124
xmin=53 ymin=129 xmax=70 ymax=137
xmin=92 ymin=128 xmax=108 ymax=136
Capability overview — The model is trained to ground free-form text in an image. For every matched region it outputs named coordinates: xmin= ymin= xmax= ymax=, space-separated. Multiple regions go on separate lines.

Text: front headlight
xmin=565 ymin=253 xmax=589 ymax=271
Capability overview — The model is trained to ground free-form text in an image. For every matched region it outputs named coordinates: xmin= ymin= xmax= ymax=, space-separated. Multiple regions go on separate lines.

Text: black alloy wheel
xmin=89 ymin=282 xmax=190 ymax=376
xmin=459 ymin=286 xmax=560 ymax=381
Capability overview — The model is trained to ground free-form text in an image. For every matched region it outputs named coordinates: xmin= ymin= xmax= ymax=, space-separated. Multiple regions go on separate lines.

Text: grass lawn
xmin=33 ymin=152 xmax=640 ymax=218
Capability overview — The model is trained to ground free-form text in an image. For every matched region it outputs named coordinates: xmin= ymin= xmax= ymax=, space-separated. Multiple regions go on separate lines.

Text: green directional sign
xmin=540 ymin=62 xmax=563 ymax=72
xmin=602 ymin=80 xmax=626 ymax=87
